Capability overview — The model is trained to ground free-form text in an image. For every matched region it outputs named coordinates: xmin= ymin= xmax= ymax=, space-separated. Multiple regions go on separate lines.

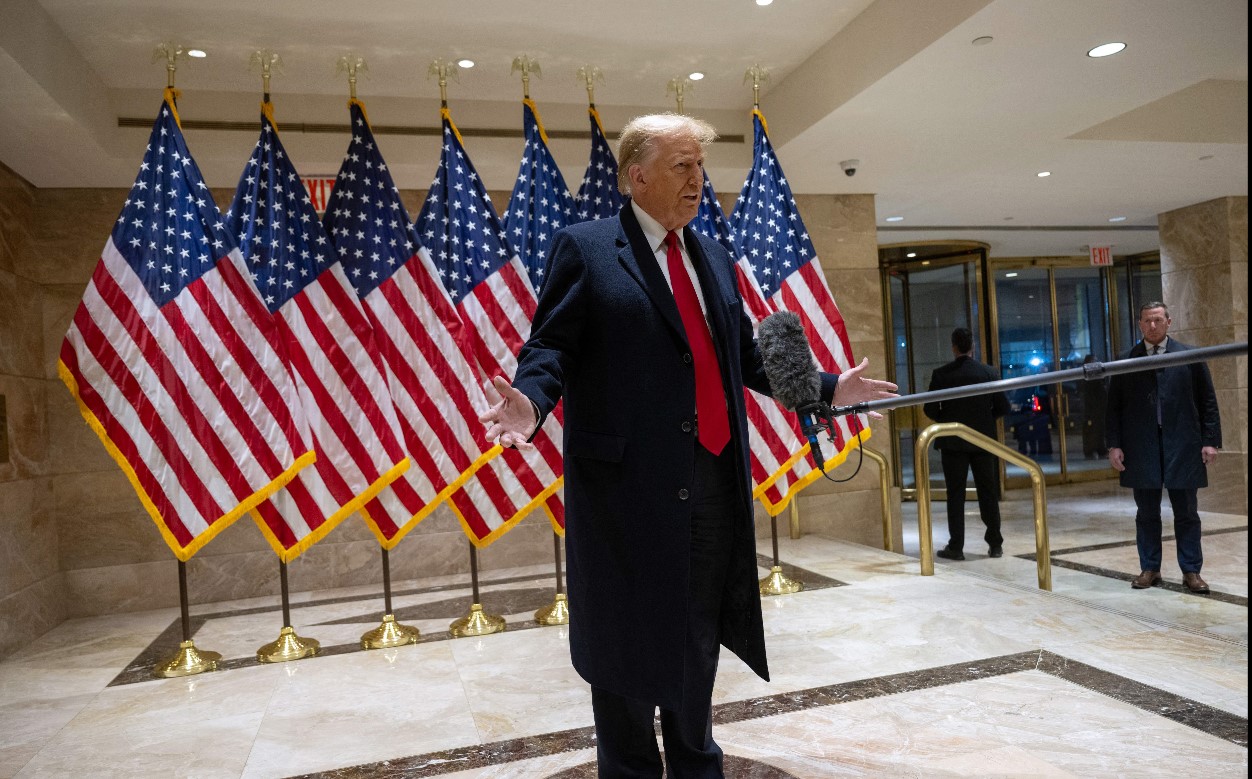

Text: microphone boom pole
xmin=830 ymin=341 xmax=1247 ymax=418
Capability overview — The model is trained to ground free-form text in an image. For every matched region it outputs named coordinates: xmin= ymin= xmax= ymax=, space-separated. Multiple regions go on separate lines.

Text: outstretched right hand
xmin=479 ymin=376 xmax=539 ymax=450
xmin=1108 ymin=447 xmax=1125 ymax=472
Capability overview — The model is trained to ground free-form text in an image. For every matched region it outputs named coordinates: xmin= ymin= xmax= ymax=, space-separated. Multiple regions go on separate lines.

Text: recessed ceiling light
xmin=1087 ymin=42 xmax=1126 ymax=58
xmin=1108 ymin=216 xmax=1127 ymax=222
xmin=884 ymin=216 xmax=904 ymax=222
xmin=756 ymin=0 xmax=773 ymax=5
xmin=457 ymin=59 xmax=475 ymax=68
xmin=1037 ymin=171 xmax=1051 ymax=177
xmin=1005 ymin=272 xmax=1019 ymax=278
xmin=906 ymin=252 xmax=917 ymax=258
xmin=972 ymin=36 xmax=994 ymax=46
xmin=921 ymin=261 xmax=930 ymax=266
xmin=187 ymin=49 xmax=207 ymax=59
xmin=689 ymin=72 xmax=705 ymax=81
xmin=1199 ymin=154 xmax=1214 ymax=161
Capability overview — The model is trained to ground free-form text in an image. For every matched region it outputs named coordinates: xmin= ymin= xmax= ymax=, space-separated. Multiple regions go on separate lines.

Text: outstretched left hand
xmin=833 ymin=357 xmax=899 ymax=420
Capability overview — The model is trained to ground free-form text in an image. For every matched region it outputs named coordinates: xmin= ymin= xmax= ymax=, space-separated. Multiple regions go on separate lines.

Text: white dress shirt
xmin=630 ymin=201 xmax=713 ymax=324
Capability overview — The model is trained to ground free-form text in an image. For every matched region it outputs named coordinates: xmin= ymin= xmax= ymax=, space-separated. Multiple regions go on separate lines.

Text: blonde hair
xmin=616 ymin=113 xmax=718 ymax=195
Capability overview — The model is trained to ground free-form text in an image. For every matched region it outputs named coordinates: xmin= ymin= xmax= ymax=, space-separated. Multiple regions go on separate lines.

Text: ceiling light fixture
xmin=906 ymin=252 xmax=917 ymax=258
xmin=689 ymin=72 xmax=705 ymax=81
xmin=1087 ymin=42 xmax=1126 ymax=58
xmin=884 ymin=216 xmax=904 ymax=222
xmin=457 ymin=59 xmax=475 ymax=68
xmin=187 ymin=49 xmax=207 ymax=58
xmin=756 ymin=0 xmax=774 ymax=6
xmin=1108 ymin=216 xmax=1127 ymax=222
xmin=921 ymin=261 xmax=931 ymax=266
xmin=972 ymin=36 xmax=994 ymax=46
xmin=1037 ymin=171 xmax=1051 ymax=177
xmin=1005 ymin=272 xmax=1018 ymax=278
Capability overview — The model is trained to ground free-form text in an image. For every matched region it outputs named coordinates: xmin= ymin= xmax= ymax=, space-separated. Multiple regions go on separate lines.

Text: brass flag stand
xmin=154 ymin=560 xmax=222 ymax=677
xmin=361 ymin=547 xmax=420 ymax=649
xmin=534 ymin=531 xmax=569 ymax=626
xmin=257 ymin=560 xmax=320 ymax=663
xmin=449 ymin=542 xmax=506 ymax=637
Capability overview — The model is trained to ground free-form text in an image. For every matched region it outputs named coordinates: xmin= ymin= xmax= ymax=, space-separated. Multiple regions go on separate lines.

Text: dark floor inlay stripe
xmin=1014 ymin=556 xmax=1250 ymax=607
xmin=1041 ymin=525 xmax=1248 ymax=557
xmin=1037 ymin=650 xmax=1247 ymax=747
xmin=286 ymin=650 xmax=1246 ymax=777
xmin=111 ymin=559 xmax=846 ymax=687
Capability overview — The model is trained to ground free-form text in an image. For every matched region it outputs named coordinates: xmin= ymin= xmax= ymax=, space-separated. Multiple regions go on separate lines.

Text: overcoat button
xmin=678 ymin=488 xmax=690 ymax=500
xmin=683 ymin=353 xmax=693 ymax=364
xmin=681 ymin=421 xmax=693 ymax=433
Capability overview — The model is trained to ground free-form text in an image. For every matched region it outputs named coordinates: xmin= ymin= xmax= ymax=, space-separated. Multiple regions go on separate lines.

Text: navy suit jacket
xmin=1106 ymin=339 xmax=1220 ymax=489
xmin=513 ymin=202 xmax=836 ymax=709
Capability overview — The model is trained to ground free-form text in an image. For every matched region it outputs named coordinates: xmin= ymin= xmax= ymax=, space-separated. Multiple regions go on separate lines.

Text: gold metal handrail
xmin=786 ymin=447 xmax=894 ymax=552
xmin=915 ymin=422 xmax=1051 ymax=590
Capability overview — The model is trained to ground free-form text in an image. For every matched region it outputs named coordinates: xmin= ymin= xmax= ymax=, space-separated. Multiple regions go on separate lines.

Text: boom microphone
xmin=757 ymin=311 xmax=834 ymax=470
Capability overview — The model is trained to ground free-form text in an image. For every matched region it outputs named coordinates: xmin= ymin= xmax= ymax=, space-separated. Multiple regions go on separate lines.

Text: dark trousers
xmin=592 ymin=443 xmax=737 ymax=778
xmin=1132 ymin=487 xmax=1203 ymax=573
xmin=940 ymin=448 xmax=1003 ymax=552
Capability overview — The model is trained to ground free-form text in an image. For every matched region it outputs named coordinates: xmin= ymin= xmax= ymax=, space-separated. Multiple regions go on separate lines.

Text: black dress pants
xmin=941 ymin=448 xmax=1003 ymax=552
xmin=592 ymin=443 xmax=738 ymax=778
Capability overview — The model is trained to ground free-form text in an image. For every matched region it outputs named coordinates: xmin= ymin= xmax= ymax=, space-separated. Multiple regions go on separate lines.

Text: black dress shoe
xmin=988 ymin=546 xmax=1003 ymax=558
xmin=936 ymin=547 xmax=965 ymax=561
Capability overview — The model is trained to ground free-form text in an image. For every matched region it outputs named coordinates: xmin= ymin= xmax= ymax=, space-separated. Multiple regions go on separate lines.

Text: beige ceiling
xmin=0 ymin=0 xmax=1246 ymax=258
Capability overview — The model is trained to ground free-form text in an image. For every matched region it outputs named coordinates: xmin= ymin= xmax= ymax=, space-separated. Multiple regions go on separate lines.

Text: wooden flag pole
xmin=450 ymin=542 xmax=505 ymax=637
xmin=361 ymin=547 xmax=420 ymax=649
xmin=534 ymin=530 xmax=570 ymax=626
xmin=257 ymin=560 xmax=320 ymax=662
xmin=153 ymin=560 xmax=222 ymax=677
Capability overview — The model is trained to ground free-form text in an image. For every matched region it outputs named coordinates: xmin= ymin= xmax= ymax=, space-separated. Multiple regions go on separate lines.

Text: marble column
xmin=1157 ymin=196 xmax=1248 ymax=516
xmin=0 ymin=162 xmax=63 ymax=661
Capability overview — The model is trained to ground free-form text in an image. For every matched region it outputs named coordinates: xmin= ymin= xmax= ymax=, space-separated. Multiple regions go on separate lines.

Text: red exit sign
xmin=1089 ymin=246 xmax=1113 ymax=266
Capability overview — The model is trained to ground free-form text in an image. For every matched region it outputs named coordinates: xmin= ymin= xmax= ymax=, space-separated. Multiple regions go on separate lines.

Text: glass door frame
xmin=988 ymin=256 xmax=1117 ymax=487
xmin=880 ymin=241 xmax=994 ymax=500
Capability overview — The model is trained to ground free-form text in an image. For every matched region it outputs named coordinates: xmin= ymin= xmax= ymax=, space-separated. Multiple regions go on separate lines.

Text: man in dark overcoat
xmin=1106 ymin=302 xmax=1221 ymax=594
xmin=923 ymin=327 xmax=1010 ymax=560
xmin=479 ymin=113 xmax=896 ymax=777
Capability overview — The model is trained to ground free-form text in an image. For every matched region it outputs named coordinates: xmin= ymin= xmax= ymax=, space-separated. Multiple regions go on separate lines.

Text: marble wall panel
xmin=0 ymin=270 xmax=46 ymax=379
xmin=46 ymin=388 xmax=117 ymax=476
xmin=0 ymin=375 xmax=49 ymax=482
xmin=0 ymin=477 xmax=56 ymax=598
xmin=0 ymin=574 xmax=66 ymax=662
xmin=0 ymin=162 xmax=35 ymax=276
xmin=40 ymin=283 xmax=84 ymax=381
xmin=22 ymin=189 xmax=127 ymax=285
xmin=794 ymin=487 xmax=897 ymax=551
xmin=1160 ymin=268 xmax=1232 ymax=333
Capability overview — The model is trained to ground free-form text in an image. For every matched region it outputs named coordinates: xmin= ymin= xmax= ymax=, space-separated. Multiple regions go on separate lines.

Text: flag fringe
xmin=753 ymin=427 xmax=873 ymax=517
xmin=57 ymin=358 xmax=317 ymax=561
xmin=251 ymin=455 xmax=411 ymax=563
xmin=449 ymin=474 xmax=563 ymax=549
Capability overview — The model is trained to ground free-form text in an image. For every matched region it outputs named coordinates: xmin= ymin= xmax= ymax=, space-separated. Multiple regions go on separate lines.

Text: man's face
xmin=1139 ymin=307 xmax=1171 ymax=345
xmin=629 ymin=135 xmax=704 ymax=231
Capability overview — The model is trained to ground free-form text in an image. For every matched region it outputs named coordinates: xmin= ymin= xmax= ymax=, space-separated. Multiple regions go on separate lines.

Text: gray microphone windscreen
xmin=757 ymin=311 xmax=821 ymax=411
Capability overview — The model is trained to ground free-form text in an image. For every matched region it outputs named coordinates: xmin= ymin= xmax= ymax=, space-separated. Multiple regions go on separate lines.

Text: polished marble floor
xmin=1 ymin=481 xmax=1246 ymax=778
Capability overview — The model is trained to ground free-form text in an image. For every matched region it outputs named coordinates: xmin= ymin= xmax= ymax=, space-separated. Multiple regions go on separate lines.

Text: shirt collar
xmin=631 ymin=199 xmax=685 ymax=255
xmin=1147 ymin=336 xmax=1169 ymax=353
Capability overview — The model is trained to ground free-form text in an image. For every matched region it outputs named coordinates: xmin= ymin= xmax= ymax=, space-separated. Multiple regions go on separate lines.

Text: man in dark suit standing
xmin=923 ymin=327 xmax=1010 ymax=561
xmin=480 ymin=113 xmax=896 ymax=777
xmin=1106 ymin=302 xmax=1221 ymax=594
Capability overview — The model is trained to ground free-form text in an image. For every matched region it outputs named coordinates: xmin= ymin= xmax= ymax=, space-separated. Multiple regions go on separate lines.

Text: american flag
xmin=503 ymin=99 xmax=577 ymax=290
xmin=323 ymin=100 xmax=501 ymax=547
xmin=224 ymin=105 xmax=411 ymax=561
xmin=690 ymin=172 xmax=817 ymax=514
xmin=57 ymin=92 xmax=315 ymax=561
xmin=415 ymin=109 xmax=563 ymax=545
xmin=728 ymin=110 xmax=868 ymax=508
xmin=573 ymin=106 xmax=622 ymax=222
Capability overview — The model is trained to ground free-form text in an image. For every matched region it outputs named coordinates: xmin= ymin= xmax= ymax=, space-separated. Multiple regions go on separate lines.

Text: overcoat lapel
xmin=616 ymin=202 xmax=688 ymax=345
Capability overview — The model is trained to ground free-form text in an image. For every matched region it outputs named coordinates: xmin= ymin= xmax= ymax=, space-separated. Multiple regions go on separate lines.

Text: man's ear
xmin=627 ymin=163 xmax=646 ymax=193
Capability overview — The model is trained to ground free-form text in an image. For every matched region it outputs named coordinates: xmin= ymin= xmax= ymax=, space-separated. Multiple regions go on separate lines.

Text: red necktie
xmin=665 ymin=231 xmax=730 ymax=455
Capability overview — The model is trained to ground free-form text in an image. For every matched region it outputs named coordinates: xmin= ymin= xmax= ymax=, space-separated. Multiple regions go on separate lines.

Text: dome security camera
xmin=839 ymin=159 xmax=859 ymax=177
